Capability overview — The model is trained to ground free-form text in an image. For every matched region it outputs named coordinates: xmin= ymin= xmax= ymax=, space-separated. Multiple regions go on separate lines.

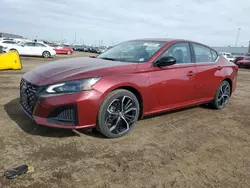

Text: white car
xmin=219 ymin=52 xmax=235 ymax=62
xmin=0 ymin=40 xmax=18 ymax=48
xmin=5 ymin=42 xmax=56 ymax=58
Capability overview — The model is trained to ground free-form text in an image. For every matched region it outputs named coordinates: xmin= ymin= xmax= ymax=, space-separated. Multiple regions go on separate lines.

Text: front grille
xmin=20 ymin=78 xmax=38 ymax=115
xmin=47 ymin=105 xmax=78 ymax=126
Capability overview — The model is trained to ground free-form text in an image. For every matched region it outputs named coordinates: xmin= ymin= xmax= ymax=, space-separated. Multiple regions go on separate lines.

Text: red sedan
xmin=234 ymin=56 xmax=250 ymax=68
xmin=51 ymin=45 xmax=74 ymax=55
xmin=20 ymin=38 xmax=238 ymax=138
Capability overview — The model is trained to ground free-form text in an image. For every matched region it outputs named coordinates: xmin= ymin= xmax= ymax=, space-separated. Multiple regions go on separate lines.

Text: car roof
xmin=129 ymin=38 xmax=197 ymax=43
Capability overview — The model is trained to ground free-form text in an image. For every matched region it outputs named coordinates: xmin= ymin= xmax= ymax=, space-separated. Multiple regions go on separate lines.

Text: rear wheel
xmin=67 ymin=51 xmax=71 ymax=55
xmin=211 ymin=80 xmax=231 ymax=109
xmin=97 ymin=89 xmax=140 ymax=138
xmin=42 ymin=51 xmax=51 ymax=58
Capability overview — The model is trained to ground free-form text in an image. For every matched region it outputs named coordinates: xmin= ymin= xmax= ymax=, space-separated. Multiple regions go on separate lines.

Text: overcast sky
xmin=1 ymin=0 xmax=250 ymax=46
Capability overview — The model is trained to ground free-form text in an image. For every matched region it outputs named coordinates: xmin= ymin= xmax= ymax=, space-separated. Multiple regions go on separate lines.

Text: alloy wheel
xmin=217 ymin=82 xmax=230 ymax=108
xmin=105 ymin=96 xmax=138 ymax=135
xmin=43 ymin=51 xmax=50 ymax=58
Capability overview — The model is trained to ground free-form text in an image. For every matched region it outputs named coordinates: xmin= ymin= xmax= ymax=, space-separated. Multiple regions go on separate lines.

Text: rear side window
xmin=245 ymin=58 xmax=250 ymax=61
xmin=193 ymin=43 xmax=213 ymax=62
xmin=211 ymin=50 xmax=218 ymax=61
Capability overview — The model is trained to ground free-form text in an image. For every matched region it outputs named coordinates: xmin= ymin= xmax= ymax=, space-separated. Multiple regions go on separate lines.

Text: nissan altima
xmin=20 ymin=38 xmax=238 ymax=138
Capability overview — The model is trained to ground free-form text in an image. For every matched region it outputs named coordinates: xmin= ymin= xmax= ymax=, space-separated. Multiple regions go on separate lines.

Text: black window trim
xmin=153 ymin=41 xmax=194 ymax=66
xmin=191 ymin=42 xmax=219 ymax=63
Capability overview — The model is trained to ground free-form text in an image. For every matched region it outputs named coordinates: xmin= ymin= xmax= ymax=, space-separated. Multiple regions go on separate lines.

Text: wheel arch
xmin=101 ymin=84 xmax=144 ymax=120
xmin=222 ymin=77 xmax=232 ymax=95
xmin=9 ymin=48 xmax=19 ymax=53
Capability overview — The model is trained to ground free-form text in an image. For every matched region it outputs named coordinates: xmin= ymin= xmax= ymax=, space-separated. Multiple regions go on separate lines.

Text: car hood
xmin=23 ymin=57 xmax=138 ymax=85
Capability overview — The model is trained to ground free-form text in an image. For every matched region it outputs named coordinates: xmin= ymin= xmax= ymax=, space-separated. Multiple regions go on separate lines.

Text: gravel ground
xmin=0 ymin=52 xmax=250 ymax=188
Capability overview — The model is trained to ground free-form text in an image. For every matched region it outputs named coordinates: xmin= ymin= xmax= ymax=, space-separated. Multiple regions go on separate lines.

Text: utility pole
xmin=235 ymin=28 xmax=241 ymax=47
xmin=248 ymin=41 xmax=250 ymax=53
xmin=75 ymin=32 xmax=76 ymax=44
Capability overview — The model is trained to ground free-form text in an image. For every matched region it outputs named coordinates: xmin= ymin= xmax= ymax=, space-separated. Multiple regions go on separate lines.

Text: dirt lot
xmin=0 ymin=52 xmax=250 ymax=188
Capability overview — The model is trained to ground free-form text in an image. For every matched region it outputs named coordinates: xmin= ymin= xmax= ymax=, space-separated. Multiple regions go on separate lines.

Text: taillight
xmin=235 ymin=66 xmax=239 ymax=74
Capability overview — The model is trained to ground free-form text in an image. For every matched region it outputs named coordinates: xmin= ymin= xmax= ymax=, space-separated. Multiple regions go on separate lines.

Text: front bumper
xmin=50 ymin=50 xmax=57 ymax=56
xmin=20 ymin=79 xmax=102 ymax=129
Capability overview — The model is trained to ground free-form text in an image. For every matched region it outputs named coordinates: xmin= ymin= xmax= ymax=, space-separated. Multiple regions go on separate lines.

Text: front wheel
xmin=67 ymin=51 xmax=72 ymax=55
xmin=211 ymin=80 xmax=231 ymax=109
xmin=42 ymin=51 xmax=51 ymax=58
xmin=97 ymin=89 xmax=140 ymax=138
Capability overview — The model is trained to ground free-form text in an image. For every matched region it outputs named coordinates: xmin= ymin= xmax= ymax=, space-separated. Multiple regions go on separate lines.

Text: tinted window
xmin=245 ymin=58 xmax=250 ymax=61
xmin=161 ymin=42 xmax=191 ymax=64
xmin=193 ymin=44 xmax=213 ymax=62
xmin=211 ymin=50 xmax=218 ymax=61
xmin=24 ymin=42 xmax=35 ymax=46
xmin=3 ymin=41 xmax=16 ymax=44
xmin=35 ymin=43 xmax=46 ymax=47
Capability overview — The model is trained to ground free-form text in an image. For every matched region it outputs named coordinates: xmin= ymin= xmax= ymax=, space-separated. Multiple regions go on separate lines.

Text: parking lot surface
xmin=0 ymin=52 xmax=250 ymax=188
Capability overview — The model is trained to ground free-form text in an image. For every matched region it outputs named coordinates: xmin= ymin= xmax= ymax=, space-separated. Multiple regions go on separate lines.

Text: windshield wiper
xmin=99 ymin=57 xmax=116 ymax=61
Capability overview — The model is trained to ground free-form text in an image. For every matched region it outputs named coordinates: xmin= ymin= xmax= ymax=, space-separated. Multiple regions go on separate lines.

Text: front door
xmin=149 ymin=42 xmax=197 ymax=108
xmin=22 ymin=42 xmax=35 ymax=55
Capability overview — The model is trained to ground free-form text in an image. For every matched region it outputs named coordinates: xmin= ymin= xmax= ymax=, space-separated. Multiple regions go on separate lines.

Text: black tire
xmin=42 ymin=51 xmax=51 ymax=58
xmin=96 ymin=89 xmax=140 ymax=138
xmin=211 ymin=80 xmax=231 ymax=109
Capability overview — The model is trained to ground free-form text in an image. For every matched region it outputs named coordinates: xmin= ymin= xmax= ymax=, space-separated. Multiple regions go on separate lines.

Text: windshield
xmin=96 ymin=41 xmax=166 ymax=62
xmin=226 ymin=54 xmax=233 ymax=58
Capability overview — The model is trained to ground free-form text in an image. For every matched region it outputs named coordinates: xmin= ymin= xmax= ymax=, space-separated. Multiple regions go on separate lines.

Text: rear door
xmin=191 ymin=43 xmax=223 ymax=99
xmin=34 ymin=43 xmax=47 ymax=56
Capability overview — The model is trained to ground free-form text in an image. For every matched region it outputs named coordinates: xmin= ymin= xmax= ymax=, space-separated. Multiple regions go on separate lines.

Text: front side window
xmin=211 ymin=49 xmax=218 ymax=61
xmin=97 ymin=41 xmax=166 ymax=63
xmin=161 ymin=42 xmax=191 ymax=64
xmin=193 ymin=44 xmax=213 ymax=62
xmin=3 ymin=41 xmax=16 ymax=44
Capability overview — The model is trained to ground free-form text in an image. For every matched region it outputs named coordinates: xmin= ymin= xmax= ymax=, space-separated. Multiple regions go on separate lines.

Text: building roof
xmin=212 ymin=46 xmax=248 ymax=54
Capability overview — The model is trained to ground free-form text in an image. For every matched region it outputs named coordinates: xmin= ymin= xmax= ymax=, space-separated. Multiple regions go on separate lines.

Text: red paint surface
xmin=22 ymin=39 xmax=238 ymax=129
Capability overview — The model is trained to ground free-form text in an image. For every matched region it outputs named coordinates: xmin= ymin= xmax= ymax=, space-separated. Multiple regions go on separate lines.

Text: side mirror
xmin=155 ymin=56 xmax=176 ymax=67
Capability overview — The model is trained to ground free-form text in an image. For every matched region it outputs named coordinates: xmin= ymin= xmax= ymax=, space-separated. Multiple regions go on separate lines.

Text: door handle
xmin=187 ymin=71 xmax=195 ymax=77
xmin=217 ymin=66 xmax=223 ymax=70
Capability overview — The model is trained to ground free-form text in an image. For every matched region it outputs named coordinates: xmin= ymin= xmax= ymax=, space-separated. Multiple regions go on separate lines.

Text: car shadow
xmin=4 ymin=98 xmax=105 ymax=138
xmin=142 ymin=105 xmax=199 ymax=120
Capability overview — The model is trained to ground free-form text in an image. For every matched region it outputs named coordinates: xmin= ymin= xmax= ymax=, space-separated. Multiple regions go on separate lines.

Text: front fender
xmin=92 ymin=73 xmax=157 ymax=116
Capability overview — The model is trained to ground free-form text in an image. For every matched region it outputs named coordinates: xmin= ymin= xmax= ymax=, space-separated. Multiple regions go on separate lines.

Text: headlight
xmin=45 ymin=77 xmax=101 ymax=94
